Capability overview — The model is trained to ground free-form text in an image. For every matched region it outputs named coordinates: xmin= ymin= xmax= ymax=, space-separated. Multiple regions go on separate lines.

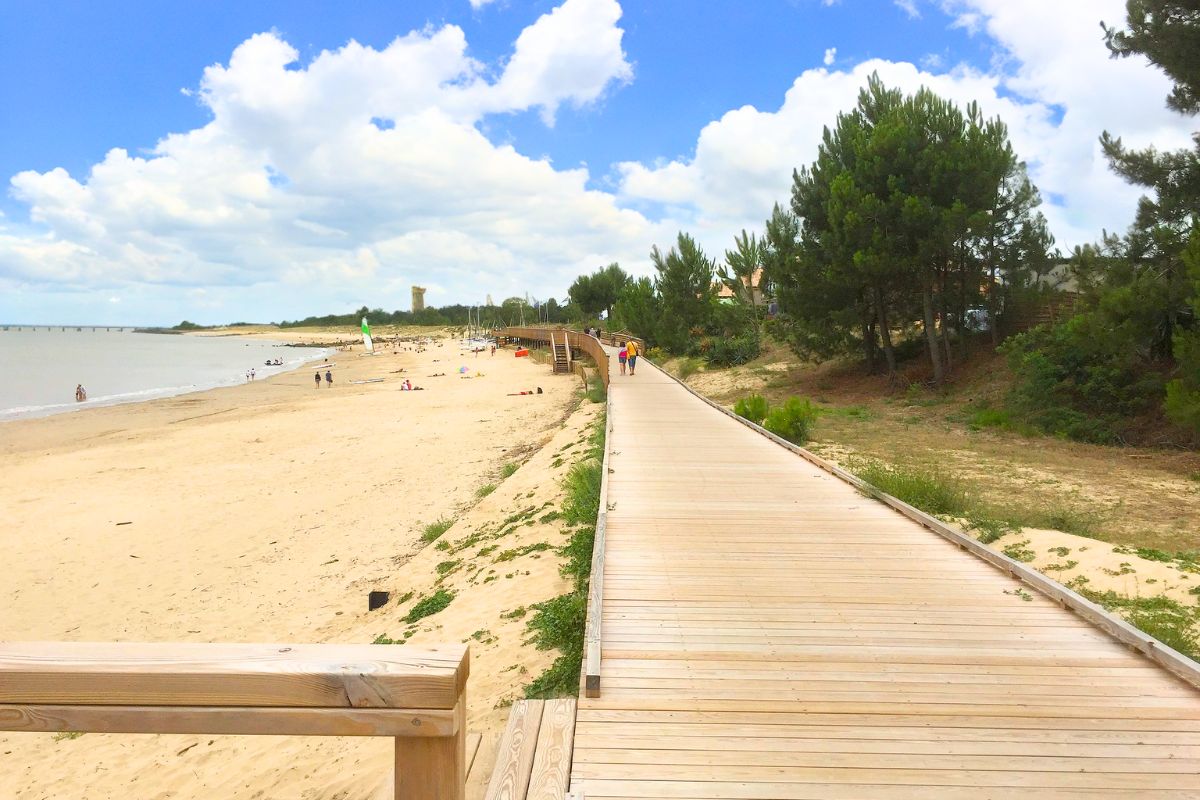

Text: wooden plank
xmin=570 ymin=780 xmax=1200 ymax=800
xmin=483 ymin=699 xmax=544 ymax=800
xmin=0 ymin=703 xmax=459 ymax=736
xmin=0 ymin=642 xmax=468 ymax=709
xmin=498 ymin=337 xmax=1200 ymax=798
xmin=527 ymin=698 xmax=577 ymax=800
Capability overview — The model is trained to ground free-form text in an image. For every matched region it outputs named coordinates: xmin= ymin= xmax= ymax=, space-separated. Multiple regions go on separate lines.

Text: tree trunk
xmin=988 ymin=263 xmax=1000 ymax=348
xmin=922 ymin=282 xmax=944 ymax=384
xmin=873 ymin=286 xmax=897 ymax=378
xmin=862 ymin=317 xmax=877 ymax=374
xmin=940 ymin=263 xmax=953 ymax=374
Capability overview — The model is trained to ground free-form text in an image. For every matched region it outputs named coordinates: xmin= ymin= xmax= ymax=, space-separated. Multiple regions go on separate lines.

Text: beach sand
xmin=0 ymin=329 xmax=596 ymax=798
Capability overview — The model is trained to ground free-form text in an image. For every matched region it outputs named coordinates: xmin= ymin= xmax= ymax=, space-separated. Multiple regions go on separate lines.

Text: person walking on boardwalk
xmin=626 ymin=339 xmax=638 ymax=375
xmin=618 ymin=344 xmax=628 ymax=376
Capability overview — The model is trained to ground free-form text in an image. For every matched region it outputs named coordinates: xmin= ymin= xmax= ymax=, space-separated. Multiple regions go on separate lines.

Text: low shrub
xmin=700 ymin=331 xmax=761 ymax=368
xmin=677 ymin=357 xmax=703 ymax=380
xmin=733 ymin=393 xmax=769 ymax=426
xmin=762 ymin=397 xmax=818 ymax=444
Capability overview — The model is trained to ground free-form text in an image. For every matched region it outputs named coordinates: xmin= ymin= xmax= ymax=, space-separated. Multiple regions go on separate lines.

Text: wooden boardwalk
xmin=570 ymin=355 xmax=1200 ymax=799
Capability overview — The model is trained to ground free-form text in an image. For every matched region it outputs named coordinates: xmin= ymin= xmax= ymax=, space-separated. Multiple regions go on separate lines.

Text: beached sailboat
xmin=361 ymin=317 xmax=375 ymax=354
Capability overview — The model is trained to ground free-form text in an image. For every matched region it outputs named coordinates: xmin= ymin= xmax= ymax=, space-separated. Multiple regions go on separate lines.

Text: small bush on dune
xmin=734 ymin=394 xmax=769 ymax=426
xmin=763 ymin=397 xmax=818 ymax=444
xmin=677 ymin=357 xmax=703 ymax=379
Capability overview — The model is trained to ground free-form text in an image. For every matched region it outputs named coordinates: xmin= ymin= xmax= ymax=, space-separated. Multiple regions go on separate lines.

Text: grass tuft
xmin=476 ymin=483 xmax=496 ymax=499
xmin=852 ymin=460 xmax=971 ymax=518
xmin=420 ymin=517 xmax=454 ymax=544
xmin=500 ymin=462 xmax=520 ymax=479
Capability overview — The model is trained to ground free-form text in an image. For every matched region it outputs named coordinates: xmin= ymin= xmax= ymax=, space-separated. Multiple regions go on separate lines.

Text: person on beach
xmin=626 ymin=339 xmax=638 ymax=375
xmin=75 ymin=384 xmax=86 ymax=402
xmin=325 ymin=370 xmax=333 ymax=387
xmin=251 ymin=368 xmax=256 ymax=381
xmin=315 ymin=372 xmax=322 ymax=389
xmin=618 ymin=345 xmax=628 ymax=375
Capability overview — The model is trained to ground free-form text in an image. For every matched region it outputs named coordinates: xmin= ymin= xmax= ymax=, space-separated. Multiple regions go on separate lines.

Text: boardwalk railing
xmin=496 ymin=327 xmax=613 ymax=696
xmin=0 ymin=642 xmax=470 ymax=799
xmin=498 ymin=327 xmax=612 ymax=389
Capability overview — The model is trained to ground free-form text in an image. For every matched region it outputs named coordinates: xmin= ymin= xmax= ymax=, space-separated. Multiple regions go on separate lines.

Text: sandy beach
xmin=0 ymin=328 xmax=596 ymax=798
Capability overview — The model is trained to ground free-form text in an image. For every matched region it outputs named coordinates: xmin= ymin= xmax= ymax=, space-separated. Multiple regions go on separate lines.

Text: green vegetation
xmin=1074 ymin=587 xmax=1199 ymax=659
xmin=403 ymin=589 xmax=455 ymax=624
xmin=420 ymin=517 xmax=454 ymax=544
xmin=476 ymin=483 xmax=496 ymax=499
xmin=500 ymin=462 xmax=520 ymax=479
xmin=524 ymin=414 xmax=605 ymax=698
xmin=762 ymin=397 xmax=818 ymax=445
xmin=584 ymin=377 xmax=606 ymax=404
xmin=435 ymin=559 xmax=461 ymax=576
xmin=52 ymin=731 xmax=84 ymax=742
xmin=733 ymin=394 xmax=769 ymax=425
xmin=677 ymin=357 xmax=703 ymax=380
xmin=852 ymin=461 xmax=971 ymax=517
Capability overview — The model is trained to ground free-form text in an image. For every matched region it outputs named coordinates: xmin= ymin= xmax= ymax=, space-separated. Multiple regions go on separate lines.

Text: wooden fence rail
xmin=497 ymin=327 xmax=613 ymax=389
xmin=0 ymin=641 xmax=470 ymax=799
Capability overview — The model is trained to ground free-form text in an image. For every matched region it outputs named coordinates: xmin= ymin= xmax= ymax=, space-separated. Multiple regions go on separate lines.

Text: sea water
xmin=0 ymin=329 xmax=332 ymax=421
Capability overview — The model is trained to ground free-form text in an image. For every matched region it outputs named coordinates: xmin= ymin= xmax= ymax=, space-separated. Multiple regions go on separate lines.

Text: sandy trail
xmin=1 ymin=330 xmax=589 ymax=798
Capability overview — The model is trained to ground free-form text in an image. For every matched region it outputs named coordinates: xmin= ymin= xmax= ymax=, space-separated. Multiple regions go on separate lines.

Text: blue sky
xmin=0 ymin=0 xmax=1188 ymax=324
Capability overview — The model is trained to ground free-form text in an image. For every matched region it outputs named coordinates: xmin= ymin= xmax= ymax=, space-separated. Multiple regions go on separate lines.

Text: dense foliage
xmin=568 ymin=263 xmax=630 ymax=321
xmin=998 ymin=3 xmax=1200 ymax=443
xmin=770 ymin=75 xmax=1053 ymax=382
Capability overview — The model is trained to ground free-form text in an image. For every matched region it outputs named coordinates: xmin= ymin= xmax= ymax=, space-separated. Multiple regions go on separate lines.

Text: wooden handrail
xmin=497 ymin=327 xmax=612 ymax=388
xmin=0 ymin=642 xmax=470 ymax=799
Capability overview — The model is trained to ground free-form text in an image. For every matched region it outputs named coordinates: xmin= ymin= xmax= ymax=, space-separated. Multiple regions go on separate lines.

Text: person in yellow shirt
xmin=625 ymin=339 xmax=638 ymax=376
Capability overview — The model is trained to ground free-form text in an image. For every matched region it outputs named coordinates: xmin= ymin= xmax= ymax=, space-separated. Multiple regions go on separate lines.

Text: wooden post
xmin=394 ymin=699 xmax=466 ymax=800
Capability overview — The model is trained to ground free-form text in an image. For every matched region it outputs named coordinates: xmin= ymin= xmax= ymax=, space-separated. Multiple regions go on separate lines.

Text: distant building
xmin=716 ymin=268 xmax=768 ymax=306
xmin=412 ymin=286 xmax=427 ymax=312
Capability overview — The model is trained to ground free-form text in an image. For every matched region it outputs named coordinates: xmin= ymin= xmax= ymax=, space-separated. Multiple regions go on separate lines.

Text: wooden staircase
xmin=550 ymin=332 xmax=572 ymax=375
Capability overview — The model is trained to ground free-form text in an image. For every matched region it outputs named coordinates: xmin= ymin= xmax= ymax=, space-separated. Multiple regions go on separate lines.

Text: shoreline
xmin=0 ymin=330 xmax=335 ymax=423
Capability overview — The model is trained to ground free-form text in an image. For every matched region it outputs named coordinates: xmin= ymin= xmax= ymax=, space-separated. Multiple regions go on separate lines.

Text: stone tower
xmin=411 ymin=286 xmax=426 ymax=312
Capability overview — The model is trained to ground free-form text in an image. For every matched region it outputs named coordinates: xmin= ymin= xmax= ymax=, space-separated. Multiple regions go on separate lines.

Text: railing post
xmin=393 ymin=698 xmax=466 ymax=800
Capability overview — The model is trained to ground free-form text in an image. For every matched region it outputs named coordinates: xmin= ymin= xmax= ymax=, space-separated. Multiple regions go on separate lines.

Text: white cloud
xmin=469 ymin=0 xmax=497 ymax=8
xmin=823 ymin=47 xmax=837 ymax=66
xmin=616 ymin=0 xmax=1193 ymax=260
xmin=895 ymin=0 xmax=921 ymax=18
xmin=2 ymin=0 xmax=649 ymax=323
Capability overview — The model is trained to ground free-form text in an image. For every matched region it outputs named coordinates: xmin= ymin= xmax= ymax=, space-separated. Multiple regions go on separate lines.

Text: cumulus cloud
xmin=2 ymin=0 xmax=645 ymax=322
xmin=617 ymin=0 xmax=1192 ymax=259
